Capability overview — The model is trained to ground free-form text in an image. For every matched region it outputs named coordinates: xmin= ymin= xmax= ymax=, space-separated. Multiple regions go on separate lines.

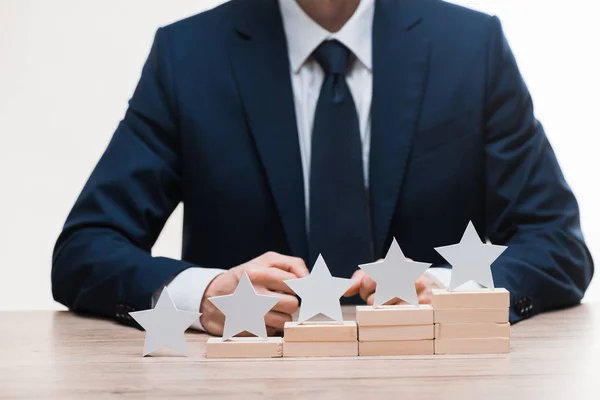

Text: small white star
xmin=435 ymin=221 xmax=507 ymax=290
xmin=359 ymin=238 xmax=431 ymax=306
xmin=208 ymin=272 xmax=279 ymax=340
xmin=284 ymin=254 xmax=354 ymax=323
xmin=129 ymin=288 xmax=200 ymax=357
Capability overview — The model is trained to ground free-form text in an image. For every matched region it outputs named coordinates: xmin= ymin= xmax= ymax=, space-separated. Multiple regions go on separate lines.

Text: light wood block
xmin=356 ymin=305 xmax=433 ymax=326
xmin=435 ymin=322 xmax=510 ymax=339
xmin=434 ymin=308 xmax=509 ymax=324
xmin=283 ymin=321 xmax=357 ymax=342
xmin=359 ymin=340 xmax=434 ymax=356
xmin=205 ymin=337 xmax=283 ymax=358
xmin=432 ymin=288 xmax=510 ymax=309
xmin=435 ymin=338 xmax=510 ymax=354
xmin=359 ymin=325 xmax=434 ymax=341
xmin=283 ymin=341 xmax=358 ymax=357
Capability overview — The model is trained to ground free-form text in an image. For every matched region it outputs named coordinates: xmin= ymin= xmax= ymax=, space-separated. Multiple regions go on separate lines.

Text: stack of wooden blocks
xmin=356 ymin=305 xmax=434 ymax=356
xmin=432 ymin=288 xmax=510 ymax=354
xmin=282 ymin=321 xmax=358 ymax=357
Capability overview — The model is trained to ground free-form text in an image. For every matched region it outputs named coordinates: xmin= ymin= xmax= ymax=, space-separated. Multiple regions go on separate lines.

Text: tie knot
xmin=312 ymin=40 xmax=351 ymax=76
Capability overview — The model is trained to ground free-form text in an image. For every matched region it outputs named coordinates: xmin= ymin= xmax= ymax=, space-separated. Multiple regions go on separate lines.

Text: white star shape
xmin=129 ymin=287 xmax=200 ymax=357
xmin=284 ymin=254 xmax=354 ymax=323
xmin=359 ymin=238 xmax=431 ymax=306
xmin=435 ymin=221 xmax=507 ymax=290
xmin=208 ymin=272 xmax=279 ymax=340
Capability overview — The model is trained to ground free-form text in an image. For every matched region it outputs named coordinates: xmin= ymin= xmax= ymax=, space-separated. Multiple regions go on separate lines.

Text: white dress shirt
xmin=280 ymin=0 xmax=374 ymax=211
xmin=160 ymin=0 xmax=454 ymax=331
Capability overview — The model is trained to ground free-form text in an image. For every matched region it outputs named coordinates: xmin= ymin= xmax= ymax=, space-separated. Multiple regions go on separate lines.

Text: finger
xmin=203 ymin=318 xmax=223 ymax=337
xmin=359 ymin=275 xmax=377 ymax=301
xmin=200 ymin=300 xmax=225 ymax=337
xmin=271 ymin=293 xmax=299 ymax=315
xmin=352 ymin=270 xmax=366 ymax=280
xmin=262 ymin=252 xmax=310 ymax=277
xmin=344 ymin=280 xmax=361 ymax=297
xmin=265 ymin=310 xmax=292 ymax=330
xmin=267 ymin=326 xmax=277 ymax=337
xmin=386 ymin=297 xmax=407 ymax=306
xmin=415 ymin=279 xmax=427 ymax=292
xmin=367 ymin=293 xmax=374 ymax=306
xmin=247 ymin=268 xmax=297 ymax=294
xmin=418 ymin=292 xmax=432 ymax=304
xmin=253 ymin=288 xmax=299 ymax=315
xmin=344 ymin=270 xmax=365 ymax=297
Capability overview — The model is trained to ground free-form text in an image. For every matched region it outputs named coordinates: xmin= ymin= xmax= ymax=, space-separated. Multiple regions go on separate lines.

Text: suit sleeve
xmin=52 ymin=28 xmax=193 ymax=326
xmin=483 ymin=17 xmax=594 ymax=322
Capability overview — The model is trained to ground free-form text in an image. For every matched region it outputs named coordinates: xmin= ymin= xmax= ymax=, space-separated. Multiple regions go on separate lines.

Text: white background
xmin=0 ymin=0 xmax=598 ymax=311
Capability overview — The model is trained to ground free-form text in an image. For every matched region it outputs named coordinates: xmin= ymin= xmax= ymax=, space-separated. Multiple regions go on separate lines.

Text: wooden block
xmin=435 ymin=322 xmax=510 ymax=339
xmin=205 ymin=337 xmax=283 ymax=358
xmin=356 ymin=305 xmax=433 ymax=326
xmin=435 ymin=337 xmax=510 ymax=354
xmin=283 ymin=341 xmax=358 ymax=357
xmin=283 ymin=321 xmax=357 ymax=342
xmin=434 ymin=308 xmax=509 ymax=324
xmin=359 ymin=325 xmax=434 ymax=341
xmin=359 ymin=340 xmax=434 ymax=356
xmin=432 ymin=288 xmax=510 ymax=309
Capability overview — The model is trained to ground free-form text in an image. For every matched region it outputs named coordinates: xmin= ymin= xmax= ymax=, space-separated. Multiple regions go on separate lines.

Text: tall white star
xmin=284 ymin=254 xmax=354 ymax=323
xmin=208 ymin=272 xmax=279 ymax=340
xmin=435 ymin=221 xmax=507 ymax=290
xmin=129 ymin=288 xmax=200 ymax=357
xmin=359 ymin=238 xmax=431 ymax=306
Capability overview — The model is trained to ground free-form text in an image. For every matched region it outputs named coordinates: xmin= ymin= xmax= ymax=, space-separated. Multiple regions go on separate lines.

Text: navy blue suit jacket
xmin=52 ymin=0 xmax=594 ymax=324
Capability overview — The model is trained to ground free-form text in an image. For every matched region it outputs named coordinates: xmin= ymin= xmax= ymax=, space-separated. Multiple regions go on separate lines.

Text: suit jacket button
xmin=514 ymin=297 xmax=533 ymax=317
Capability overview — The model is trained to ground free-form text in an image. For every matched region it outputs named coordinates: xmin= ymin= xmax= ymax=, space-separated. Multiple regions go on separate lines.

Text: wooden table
xmin=1 ymin=305 xmax=599 ymax=399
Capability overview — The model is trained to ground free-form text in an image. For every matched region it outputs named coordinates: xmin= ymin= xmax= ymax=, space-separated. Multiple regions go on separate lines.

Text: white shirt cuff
xmin=152 ymin=267 xmax=226 ymax=331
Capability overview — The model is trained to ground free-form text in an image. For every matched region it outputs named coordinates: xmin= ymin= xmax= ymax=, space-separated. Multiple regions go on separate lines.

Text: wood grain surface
xmin=1 ymin=304 xmax=599 ymax=399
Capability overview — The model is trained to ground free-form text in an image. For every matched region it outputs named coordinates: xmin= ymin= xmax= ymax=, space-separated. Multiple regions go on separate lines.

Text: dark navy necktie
xmin=309 ymin=40 xmax=374 ymax=278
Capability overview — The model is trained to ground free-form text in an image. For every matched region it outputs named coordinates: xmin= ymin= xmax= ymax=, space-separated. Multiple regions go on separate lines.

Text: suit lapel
xmin=370 ymin=0 xmax=431 ymax=257
xmin=230 ymin=0 xmax=308 ymax=261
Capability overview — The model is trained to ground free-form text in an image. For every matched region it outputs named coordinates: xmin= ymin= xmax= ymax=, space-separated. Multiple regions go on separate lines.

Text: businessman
xmin=52 ymin=0 xmax=594 ymax=335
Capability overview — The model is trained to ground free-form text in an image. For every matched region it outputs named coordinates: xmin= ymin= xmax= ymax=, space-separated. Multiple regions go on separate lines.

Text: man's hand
xmin=200 ymin=252 xmax=309 ymax=336
xmin=344 ymin=261 xmax=444 ymax=305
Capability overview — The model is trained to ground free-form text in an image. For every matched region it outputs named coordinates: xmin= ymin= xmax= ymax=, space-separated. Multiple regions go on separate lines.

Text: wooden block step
xmin=434 ymin=308 xmax=509 ymax=324
xmin=283 ymin=341 xmax=358 ymax=357
xmin=356 ymin=305 xmax=433 ymax=326
xmin=432 ymin=288 xmax=510 ymax=309
xmin=205 ymin=337 xmax=283 ymax=358
xmin=435 ymin=322 xmax=510 ymax=339
xmin=359 ymin=340 xmax=434 ymax=356
xmin=434 ymin=337 xmax=510 ymax=354
xmin=359 ymin=324 xmax=434 ymax=342
xmin=284 ymin=321 xmax=357 ymax=342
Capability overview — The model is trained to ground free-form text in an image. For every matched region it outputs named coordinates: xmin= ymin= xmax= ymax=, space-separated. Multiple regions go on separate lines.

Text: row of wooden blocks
xmin=206 ymin=289 xmax=510 ymax=358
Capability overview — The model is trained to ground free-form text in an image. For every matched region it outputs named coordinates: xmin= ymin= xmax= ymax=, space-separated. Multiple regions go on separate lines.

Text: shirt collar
xmin=278 ymin=0 xmax=374 ymax=73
